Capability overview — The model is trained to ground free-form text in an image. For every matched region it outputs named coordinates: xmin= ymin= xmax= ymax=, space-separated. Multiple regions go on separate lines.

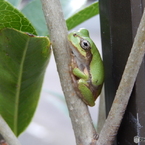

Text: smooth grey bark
xmin=40 ymin=0 xmax=97 ymax=144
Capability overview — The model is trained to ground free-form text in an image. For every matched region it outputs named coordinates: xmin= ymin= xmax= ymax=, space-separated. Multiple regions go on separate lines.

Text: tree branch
xmin=97 ymin=9 xmax=145 ymax=145
xmin=0 ymin=116 xmax=21 ymax=145
xmin=40 ymin=0 xmax=97 ymax=144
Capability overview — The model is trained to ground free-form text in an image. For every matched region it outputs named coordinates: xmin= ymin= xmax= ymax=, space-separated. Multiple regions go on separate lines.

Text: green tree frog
xmin=68 ymin=28 xmax=104 ymax=106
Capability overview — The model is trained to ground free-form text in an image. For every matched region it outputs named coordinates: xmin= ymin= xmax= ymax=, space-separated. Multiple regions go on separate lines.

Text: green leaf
xmin=0 ymin=28 xmax=51 ymax=136
xmin=66 ymin=2 xmax=99 ymax=30
xmin=21 ymin=0 xmax=98 ymax=35
xmin=0 ymin=0 xmax=37 ymax=35
xmin=2 ymin=0 xmax=99 ymax=36
xmin=21 ymin=0 xmax=86 ymax=36
xmin=21 ymin=0 xmax=48 ymax=36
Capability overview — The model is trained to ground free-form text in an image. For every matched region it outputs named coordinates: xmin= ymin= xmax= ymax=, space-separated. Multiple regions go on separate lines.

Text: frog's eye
xmin=80 ymin=39 xmax=91 ymax=50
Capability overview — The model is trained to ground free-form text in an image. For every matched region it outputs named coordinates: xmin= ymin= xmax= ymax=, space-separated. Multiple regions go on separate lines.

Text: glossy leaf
xmin=66 ymin=2 xmax=99 ymax=30
xmin=21 ymin=0 xmax=48 ymax=36
xmin=0 ymin=28 xmax=51 ymax=136
xmin=0 ymin=0 xmax=37 ymax=35
xmin=21 ymin=0 xmax=98 ymax=35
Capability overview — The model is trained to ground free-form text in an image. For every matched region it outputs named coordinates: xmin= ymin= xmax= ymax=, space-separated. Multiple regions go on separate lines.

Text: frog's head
xmin=68 ymin=28 xmax=93 ymax=64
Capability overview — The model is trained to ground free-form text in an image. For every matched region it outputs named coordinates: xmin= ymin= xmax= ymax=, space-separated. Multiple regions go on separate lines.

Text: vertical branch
xmin=0 ymin=116 xmax=21 ymax=145
xmin=97 ymin=9 xmax=145 ymax=145
xmin=40 ymin=0 xmax=97 ymax=144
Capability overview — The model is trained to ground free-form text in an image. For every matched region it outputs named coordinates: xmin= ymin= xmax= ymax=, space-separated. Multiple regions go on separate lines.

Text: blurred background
xmin=13 ymin=0 xmax=102 ymax=144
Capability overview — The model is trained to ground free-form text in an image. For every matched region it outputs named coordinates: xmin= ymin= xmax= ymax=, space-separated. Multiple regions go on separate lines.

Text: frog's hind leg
xmin=78 ymin=82 xmax=95 ymax=106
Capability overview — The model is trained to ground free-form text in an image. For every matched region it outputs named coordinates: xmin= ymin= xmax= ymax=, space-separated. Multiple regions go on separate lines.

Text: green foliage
xmin=21 ymin=0 xmax=88 ymax=35
xmin=0 ymin=0 xmax=51 ymax=136
xmin=21 ymin=0 xmax=99 ymax=35
xmin=4 ymin=0 xmax=99 ymax=36
xmin=21 ymin=0 xmax=48 ymax=36
xmin=0 ymin=0 xmax=37 ymax=35
xmin=0 ymin=0 xmax=99 ymax=136
xmin=0 ymin=28 xmax=51 ymax=136
xmin=66 ymin=2 xmax=99 ymax=30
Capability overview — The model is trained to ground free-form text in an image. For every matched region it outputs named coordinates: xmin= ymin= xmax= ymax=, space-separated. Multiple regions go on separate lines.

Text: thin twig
xmin=40 ymin=0 xmax=97 ymax=144
xmin=97 ymin=9 xmax=145 ymax=145
xmin=0 ymin=116 xmax=21 ymax=145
